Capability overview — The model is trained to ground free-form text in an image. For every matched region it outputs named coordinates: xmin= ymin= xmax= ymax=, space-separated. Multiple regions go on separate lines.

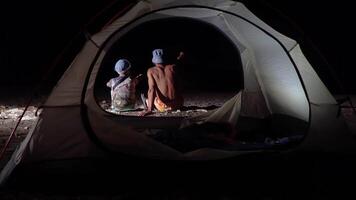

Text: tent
xmin=1 ymin=0 xmax=356 ymax=186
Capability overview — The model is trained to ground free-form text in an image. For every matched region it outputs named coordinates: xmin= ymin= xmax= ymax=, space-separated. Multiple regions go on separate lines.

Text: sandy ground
xmin=101 ymin=92 xmax=236 ymax=117
xmin=0 ymin=106 xmax=40 ymax=170
xmin=0 ymin=86 xmax=46 ymax=169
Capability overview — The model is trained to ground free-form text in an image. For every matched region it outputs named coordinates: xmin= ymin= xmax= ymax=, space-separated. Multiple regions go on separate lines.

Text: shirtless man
xmin=140 ymin=49 xmax=184 ymax=116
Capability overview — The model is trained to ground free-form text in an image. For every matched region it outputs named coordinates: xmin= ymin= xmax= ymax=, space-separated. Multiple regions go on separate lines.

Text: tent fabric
xmin=220 ymin=12 xmax=309 ymax=120
xmin=296 ymin=104 xmax=356 ymax=153
xmin=181 ymin=90 xmax=269 ymax=128
xmin=1 ymin=0 xmax=353 ymax=186
xmin=289 ymin=45 xmax=337 ymax=105
xmin=181 ymin=92 xmax=242 ymax=128
xmin=45 ymin=42 xmax=99 ymax=106
xmin=24 ymin=107 xmax=101 ymax=162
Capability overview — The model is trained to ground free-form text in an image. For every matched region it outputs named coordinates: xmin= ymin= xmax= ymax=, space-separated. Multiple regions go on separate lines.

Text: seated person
xmin=106 ymin=59 xmax=141 ymax=111
xmin=140 ymin=49 xmax=184 ymax=116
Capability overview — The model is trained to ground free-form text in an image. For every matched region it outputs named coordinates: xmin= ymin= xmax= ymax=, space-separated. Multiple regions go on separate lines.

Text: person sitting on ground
xmin=106 ymin=59 xmax=142 ymax=111
xmin=140 ymin=49 xmax=184 ymax=116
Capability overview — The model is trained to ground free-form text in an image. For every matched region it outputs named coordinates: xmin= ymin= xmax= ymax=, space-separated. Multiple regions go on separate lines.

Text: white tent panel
xmin=23 ymin=108 xmax=99 ymax=162
xmin=45 ymin=42 xmax=99 ymax=106
xmin=223 ymin=13 xmax=309 ymax=121
xmin=93 ymin=1 xmax=152 ymax=45
xmin=93 ymin=0 xmax=296 ymax=50
xmin=240 ymin=51 xmax=260 ymax=92
xmin=226 ymin=3 xmax=297 ymax=51
xmin=290 ymin=45 xmax=336 ymax=105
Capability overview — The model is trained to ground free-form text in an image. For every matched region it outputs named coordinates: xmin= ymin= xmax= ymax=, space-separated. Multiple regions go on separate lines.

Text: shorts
xmin=154 ymin=97 xmax=173 ymax=112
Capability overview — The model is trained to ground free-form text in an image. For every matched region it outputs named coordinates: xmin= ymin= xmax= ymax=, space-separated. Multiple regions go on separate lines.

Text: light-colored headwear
xmin=114 ymin=59 xmax=131 ymax=75
xmin=152 ymin=49 xmax=164 ymax=64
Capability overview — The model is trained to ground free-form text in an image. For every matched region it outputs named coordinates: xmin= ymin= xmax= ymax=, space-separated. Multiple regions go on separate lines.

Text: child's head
xmin=114 ymin=59 xmax=131 ymax=76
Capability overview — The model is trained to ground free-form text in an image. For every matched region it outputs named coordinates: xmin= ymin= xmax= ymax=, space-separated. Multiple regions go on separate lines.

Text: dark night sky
xmin=1 ymin=0 xmax=355 ymax=94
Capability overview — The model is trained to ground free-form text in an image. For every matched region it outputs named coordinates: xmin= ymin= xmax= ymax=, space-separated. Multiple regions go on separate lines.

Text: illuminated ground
xmin=101 ymin=92 xmax=236 ymax=117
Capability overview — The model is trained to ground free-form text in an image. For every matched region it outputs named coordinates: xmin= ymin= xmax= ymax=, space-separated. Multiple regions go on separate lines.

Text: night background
xmin=0 ymin=0 xmax=355 ymax=95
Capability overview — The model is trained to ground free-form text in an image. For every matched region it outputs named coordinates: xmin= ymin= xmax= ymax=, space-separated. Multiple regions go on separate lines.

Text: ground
xmin=100 ymin=92 xmax=236 ymax=117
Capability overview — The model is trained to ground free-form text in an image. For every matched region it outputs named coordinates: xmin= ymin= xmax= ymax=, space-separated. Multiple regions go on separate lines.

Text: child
xmin=106 ymin=59 xmax=141 ymax=111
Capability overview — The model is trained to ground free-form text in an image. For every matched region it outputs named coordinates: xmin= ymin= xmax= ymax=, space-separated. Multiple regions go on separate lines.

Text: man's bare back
xmin=141 ymin=64 xmax=183 ymax=116
xmin=149 ymin=64 xmax=177 ymax=99
xmin=140 ymin=49 xmax=184 ymax=116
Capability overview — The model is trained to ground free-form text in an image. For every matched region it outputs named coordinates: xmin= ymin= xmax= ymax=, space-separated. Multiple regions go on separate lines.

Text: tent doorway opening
xmin=95 ymin=17 xmax=243 ymax=118
xmin=93 ymin=17 xmax=307 ymax=153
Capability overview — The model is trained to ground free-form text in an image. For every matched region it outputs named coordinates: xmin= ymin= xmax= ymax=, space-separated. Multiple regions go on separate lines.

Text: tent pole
xmin=0 ymin=95 xmax=33 ymax=162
